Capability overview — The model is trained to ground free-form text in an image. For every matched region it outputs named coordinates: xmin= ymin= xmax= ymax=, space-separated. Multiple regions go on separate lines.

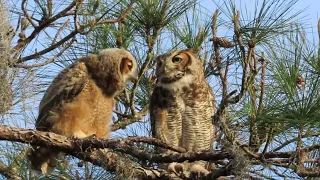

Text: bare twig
xmin=272 ymin=134 xmax=320 ymax=153
xmin=261 ymin=127 xmax=272 ymax=155
xmin=15 ymin=38 xmax=76 ymax=69
xmin=14 ymin=0 xmax=135 ymax=65
xmin=124 ymin=137 xmax=186 ymax=153
xmin=112 ymin=106 xmax=149 ymax=131
xmin=14 ymin=0 xmax=81 ymax=52
xmin=228 ymin=10 xmax=248 ymax=104
xmin=52 ymin=19 xmax=70 ymax=45
xmin=21 ymin=0 xmax=37 ymax=28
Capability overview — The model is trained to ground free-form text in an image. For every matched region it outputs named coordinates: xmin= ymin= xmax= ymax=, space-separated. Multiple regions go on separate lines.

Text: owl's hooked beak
xmin=128 ymin=70 xmax=138 ymax=83
xmin=130 ymin=74 xmax=138 ymax=82
xmin=175 ymin=71 xmax=184 ymax=78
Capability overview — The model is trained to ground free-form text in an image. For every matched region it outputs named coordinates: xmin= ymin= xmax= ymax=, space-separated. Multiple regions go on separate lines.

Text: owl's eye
xmin=172 ymin=56 xmax=182 ymax=64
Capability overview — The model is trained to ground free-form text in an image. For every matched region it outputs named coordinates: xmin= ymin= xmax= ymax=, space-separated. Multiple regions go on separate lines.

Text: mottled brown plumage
xmin=150 ymin=49 xmax=216 ymax=176
xmin=27 ymin=48 xmax=137 ymax=174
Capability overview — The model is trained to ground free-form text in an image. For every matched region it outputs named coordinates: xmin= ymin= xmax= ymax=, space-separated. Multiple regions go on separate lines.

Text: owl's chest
xmin=77 ymin=80 xmax=114 ymax=118
xmin=156 ymin=82 xmax=211 ymax=109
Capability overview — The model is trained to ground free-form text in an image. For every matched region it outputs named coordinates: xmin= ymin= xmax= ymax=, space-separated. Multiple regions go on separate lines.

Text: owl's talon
xmin=167 ymin=162 xmax=185 ymax=176
xmin=189 ymin=164 xmax=210 ymax=178
xmin=72 ymin=131 xmax=88 ymax=139
xmin=70 ymin=135 xmax=80 ymax=140
xmin=87 ymin=134 xmax=96 ymax=139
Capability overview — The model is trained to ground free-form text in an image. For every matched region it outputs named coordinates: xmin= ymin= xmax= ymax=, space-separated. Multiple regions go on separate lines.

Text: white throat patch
xmin=156 ymin=74 xmax=194 ymax=91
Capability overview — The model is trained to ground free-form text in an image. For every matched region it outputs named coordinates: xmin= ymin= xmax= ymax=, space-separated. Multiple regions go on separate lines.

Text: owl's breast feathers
xmin=150 ymin=81 xmax=215 ymax=136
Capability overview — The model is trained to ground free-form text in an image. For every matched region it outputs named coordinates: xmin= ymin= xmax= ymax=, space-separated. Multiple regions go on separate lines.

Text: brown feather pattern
xmin=150 ymin=49 xmax=216 ymax=174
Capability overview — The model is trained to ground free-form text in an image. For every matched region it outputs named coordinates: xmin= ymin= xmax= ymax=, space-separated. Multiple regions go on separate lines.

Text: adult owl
xmin=150 ymin=48 xmax=216 ymax=176
xmin=27 ymin=48 xmax=138 ymax=174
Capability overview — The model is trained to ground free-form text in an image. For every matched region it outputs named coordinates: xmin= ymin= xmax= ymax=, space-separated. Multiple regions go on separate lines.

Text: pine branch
xmin=0 ymin=160 xmax=21 ymax=180
xmin=0 ymin=125 xmax=318 ymax=179
xmin=13 ymin=0 xmax=135 ymax=67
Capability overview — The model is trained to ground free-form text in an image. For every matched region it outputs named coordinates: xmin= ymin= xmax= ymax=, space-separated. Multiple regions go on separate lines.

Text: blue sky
xmin=2 ymin=0 xmax=320 ymax=178
xmin=113 ymin=0 xmax=320 ymax=139
xmin=5 ymin=0 xmax=320 ymax=134
xmin=201 ymin=0 xmax=320 ymax=40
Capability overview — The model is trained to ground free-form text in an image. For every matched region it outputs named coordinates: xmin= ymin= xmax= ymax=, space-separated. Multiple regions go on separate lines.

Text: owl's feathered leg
xmin=180 ymin=106 xmax=196 ymax=172
xmin=187 ymin=100 xmax=215 ymax=177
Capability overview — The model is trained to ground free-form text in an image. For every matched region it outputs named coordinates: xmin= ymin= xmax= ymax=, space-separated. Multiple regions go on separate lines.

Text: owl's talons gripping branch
xmin=71 ymin=134 xmax=97 ymax=141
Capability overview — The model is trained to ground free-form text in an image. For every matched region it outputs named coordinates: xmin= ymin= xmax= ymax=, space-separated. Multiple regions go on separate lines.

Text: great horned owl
xmin=150 ymin=48 xmax=216 ymax=176
xmin=27 ymin=48 xmax=138 ymax=174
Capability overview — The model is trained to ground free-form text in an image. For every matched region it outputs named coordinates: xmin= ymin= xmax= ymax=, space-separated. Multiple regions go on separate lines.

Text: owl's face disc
xmin=155 ymin=50 xmax=193 ymax=84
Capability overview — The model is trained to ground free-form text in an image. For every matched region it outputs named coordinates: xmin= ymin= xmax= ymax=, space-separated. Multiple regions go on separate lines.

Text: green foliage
xmin=170 ymin=13 xmax=211 ymax=50
xmin=130 ymin=0 xmax=197 ymax=36
xmin=221 ymin=0 xmax=304 ymax=45
xmin=2 ymin=0 xmax=320 ymax=179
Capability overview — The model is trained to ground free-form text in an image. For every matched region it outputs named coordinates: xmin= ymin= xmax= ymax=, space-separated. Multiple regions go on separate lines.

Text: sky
xmin=4 ymin=0 xmax=320 ymax=133
xmin=7 ymin=0 xmax=319 ymax=131
xmin=201 ymin=0 xmax=320 ymax=41
xmin=2 ymin=0 xmax=320 ymax=178
xmin=113 ymin=0 xmax=320 ymax=139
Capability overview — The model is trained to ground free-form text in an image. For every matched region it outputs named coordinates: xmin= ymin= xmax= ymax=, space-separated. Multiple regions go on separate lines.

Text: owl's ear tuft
xmin=184 ymin=48 xmax=201 ymax=55
xmin=120 ymin=58 xmax=133 ymax=74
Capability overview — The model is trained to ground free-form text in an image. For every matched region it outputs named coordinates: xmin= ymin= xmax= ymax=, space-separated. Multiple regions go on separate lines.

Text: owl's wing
xmin=149 ymin=87 xmax=169 ymax=142
xmin=36 ymin=61 xmax=89 ymax=130
xmin=149 ymin=88 xmax=160 ymax=138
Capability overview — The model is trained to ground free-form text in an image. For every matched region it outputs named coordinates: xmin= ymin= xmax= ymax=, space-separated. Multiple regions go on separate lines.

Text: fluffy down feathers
xmin=28 ymin=48 xmax=137 ymax=174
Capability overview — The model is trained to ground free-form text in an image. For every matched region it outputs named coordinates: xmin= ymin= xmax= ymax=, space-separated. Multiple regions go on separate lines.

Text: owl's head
xmin=97 ymin=48 xmax=138 ymax=83
xmin=81 ymin=48 xmax=138 ymax=96
xmin=155 ymin=48 xmax=201 ymax=89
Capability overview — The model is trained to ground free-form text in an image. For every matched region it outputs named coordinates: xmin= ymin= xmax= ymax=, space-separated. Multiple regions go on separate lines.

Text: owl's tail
xmin=27 ymin=146 xmax=61 ymax=174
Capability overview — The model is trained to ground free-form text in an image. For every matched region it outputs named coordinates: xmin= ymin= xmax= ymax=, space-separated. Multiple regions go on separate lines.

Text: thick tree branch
xmin=0 ymin=125 xmax=229 ymax=163
xmin=0 ymin=125 xmax=318 ymax=179
xmin=0 ymin=125 xmax=232 ymax=179
xmin=74 ymin=150 xmax=162 ymax=179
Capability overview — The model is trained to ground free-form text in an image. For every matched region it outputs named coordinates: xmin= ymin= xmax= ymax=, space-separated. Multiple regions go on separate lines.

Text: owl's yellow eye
xmin=172 ymin=56 xmax=182 ymax=63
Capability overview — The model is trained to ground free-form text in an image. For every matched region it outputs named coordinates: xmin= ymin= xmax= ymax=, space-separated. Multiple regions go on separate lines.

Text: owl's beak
xmin=131 ymin=75 xmax=138 ymax=82
xmin=130 ymin=72 xmax=138 ymax=82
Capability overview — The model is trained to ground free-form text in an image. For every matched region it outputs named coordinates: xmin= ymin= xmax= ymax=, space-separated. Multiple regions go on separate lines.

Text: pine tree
xmin=0 ymin=0 xmax=319 ymax=179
